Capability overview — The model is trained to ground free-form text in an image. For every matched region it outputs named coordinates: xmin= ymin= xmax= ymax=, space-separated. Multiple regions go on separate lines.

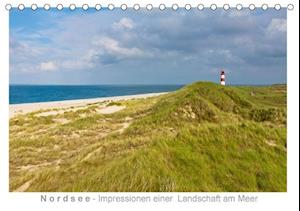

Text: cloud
xmin=112 ymin=18 xmax=135 ymax=30
xmin=39 ymin=61 xmax=57 ymax=71
xmin=267 ymin=18 xmax=287 ymax=33
xmin=86 ymin=36 xmax=152 ymax=65
xmin=228 ymin=10 xmax=251 ymax=18
xmin=94 ymin=37 xmax=146 ymax=57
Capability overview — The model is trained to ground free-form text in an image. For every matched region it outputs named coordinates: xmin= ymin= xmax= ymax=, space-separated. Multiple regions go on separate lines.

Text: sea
xmin=9 ymin=85 xmax=184 ymax=104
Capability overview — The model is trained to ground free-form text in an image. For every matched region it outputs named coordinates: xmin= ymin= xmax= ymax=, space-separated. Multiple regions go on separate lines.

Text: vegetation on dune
xmin=9 ymin=82 xmax=287 ymax=192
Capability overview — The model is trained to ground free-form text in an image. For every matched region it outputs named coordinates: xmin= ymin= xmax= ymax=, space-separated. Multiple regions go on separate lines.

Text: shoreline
xmin=9 ymin=92 xmax=168 ymax=118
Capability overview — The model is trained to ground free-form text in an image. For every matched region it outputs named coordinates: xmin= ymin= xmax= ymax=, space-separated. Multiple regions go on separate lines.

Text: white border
xmin=0 ymin=1 xmax=298 ymax=211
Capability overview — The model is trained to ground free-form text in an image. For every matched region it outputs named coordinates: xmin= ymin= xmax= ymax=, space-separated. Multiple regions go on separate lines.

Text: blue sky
xmin=10 ymin=8 xmax=287 ymax=85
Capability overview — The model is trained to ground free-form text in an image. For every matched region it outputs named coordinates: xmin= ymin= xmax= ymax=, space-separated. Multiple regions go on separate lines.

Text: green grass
xmin=9 ymin=82 xmax=287 ymax=192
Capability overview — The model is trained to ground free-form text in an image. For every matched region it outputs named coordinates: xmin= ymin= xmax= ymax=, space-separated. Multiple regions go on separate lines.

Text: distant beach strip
xmin=9 ymin=92 xmax=168 ymax=118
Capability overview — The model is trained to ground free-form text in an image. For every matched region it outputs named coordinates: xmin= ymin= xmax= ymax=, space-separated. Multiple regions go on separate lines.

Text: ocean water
xmin=9 ymin=85 xmax=184 ymax=104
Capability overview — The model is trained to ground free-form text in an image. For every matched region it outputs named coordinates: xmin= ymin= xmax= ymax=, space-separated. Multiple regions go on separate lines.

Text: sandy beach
xmin=9 ymin=92 xmax=168 ymax=118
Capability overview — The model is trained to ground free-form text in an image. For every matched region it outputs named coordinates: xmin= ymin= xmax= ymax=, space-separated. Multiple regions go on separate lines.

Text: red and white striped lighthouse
xmin=220 ymin=70 xmax=225 ymax=86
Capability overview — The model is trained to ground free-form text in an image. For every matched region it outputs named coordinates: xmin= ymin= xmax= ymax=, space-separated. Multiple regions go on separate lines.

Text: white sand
xmin=96 ymin=105 xmax=126 ymax=114
xmin=10 ymin=92 xmax=168 ymax=118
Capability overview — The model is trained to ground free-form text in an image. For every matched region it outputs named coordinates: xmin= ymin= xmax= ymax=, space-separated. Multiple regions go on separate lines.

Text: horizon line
xmin=9 ymin=82 xmax=287 ymax=86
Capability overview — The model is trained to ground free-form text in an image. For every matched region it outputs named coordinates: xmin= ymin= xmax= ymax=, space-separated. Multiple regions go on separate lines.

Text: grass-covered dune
xmin=9 ymin=82 xmax=287 ymax=192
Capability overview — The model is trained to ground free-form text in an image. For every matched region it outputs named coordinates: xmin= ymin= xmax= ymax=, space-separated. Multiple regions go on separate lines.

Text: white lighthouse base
xmin=221 ymin=81 xmax=225 ymax=86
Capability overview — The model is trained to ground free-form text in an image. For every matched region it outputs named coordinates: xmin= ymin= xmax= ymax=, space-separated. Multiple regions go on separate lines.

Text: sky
xmin=9 ymin=8 xmax=287 ymax=85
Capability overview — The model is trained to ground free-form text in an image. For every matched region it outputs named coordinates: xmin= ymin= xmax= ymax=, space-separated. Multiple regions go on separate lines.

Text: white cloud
xmin=228 ymin=10 xmax=251 ymax=18
xmin=61 ymin=58 xmax=95 ymax=70
xmin=112 ymin=18 xmax=135 ymax=30
xmin=93 ymin=36 xmax=148 ymax=59
xmin=39 ymin=61 xmax=57 ymax=72
xmin=267 ymin=18 xmax=287 ymax=33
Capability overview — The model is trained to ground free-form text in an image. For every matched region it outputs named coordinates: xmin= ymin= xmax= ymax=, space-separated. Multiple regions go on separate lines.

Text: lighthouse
xmin=220 ymin=70 xmax=225 ymax=86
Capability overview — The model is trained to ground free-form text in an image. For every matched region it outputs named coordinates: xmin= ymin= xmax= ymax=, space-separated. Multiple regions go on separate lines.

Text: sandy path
xmin=97 ymin=105 xmax=126 ymax=114
xmin=13 ymin=179 xmax=34 ymax=192
xmin=10 ymin=92 xmax=168 ymax=118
